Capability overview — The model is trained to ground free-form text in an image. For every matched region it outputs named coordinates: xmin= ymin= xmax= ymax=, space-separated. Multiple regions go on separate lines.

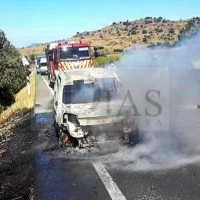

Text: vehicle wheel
xmin=128 ymin=126 xmax=140 ymax=146
xmin=49 ymin=81 xmax=54 ymax=89
xmin=55 ymin=130 xmax=59 ymax=140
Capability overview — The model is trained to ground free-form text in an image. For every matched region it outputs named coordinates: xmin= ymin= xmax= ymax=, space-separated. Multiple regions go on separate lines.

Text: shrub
xmin=143 ymin=36 xmax=148 ymax=43
xmin=169 ymin=28 xmax=175 ymax=34
xmin=113 ymin=49 xmax=123 ymax=53
xmin=157 ymin=29 xmax=163 ymax=33
xmin=98 ymin=50 xmax=107 ymax=57
xmin=94 ymin=54 xmax=120 ymax=67
xmin=123 ymin=20 xmax=131 ymax=26
xmin=162 ymin=41 xmax=171 ymax=47
xmin=28 ymin=54 xmax=36 ymax=64
xmin=157 ymin=42 xmax=161 ymax=46
xmin=131 ymin=26 xmax=137 ymax=31
xmin=145 ymin=20 xmax=152 ymax=24
xmin=131 ymin=30 xmax=137 ymax=35
xmin=142 ymin=30 xmax=147 ymax=34
xmin=147 ymin=44 xmax=156 ymax=49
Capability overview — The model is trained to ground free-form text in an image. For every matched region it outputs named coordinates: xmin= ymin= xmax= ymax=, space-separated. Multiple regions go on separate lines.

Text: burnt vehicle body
xmin=53 ymin=68 xmax=139 ymax=148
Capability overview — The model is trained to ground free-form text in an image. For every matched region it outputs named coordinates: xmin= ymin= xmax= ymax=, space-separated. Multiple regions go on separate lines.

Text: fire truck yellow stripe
xmin=58 ymin=60 xmax=95 ymax=71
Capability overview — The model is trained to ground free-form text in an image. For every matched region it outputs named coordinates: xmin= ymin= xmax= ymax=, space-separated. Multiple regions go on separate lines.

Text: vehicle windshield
xmin=39 ymin=63 xmax=47 ymax=67
xmin=59 ymin=47 xmax=90 ymax=60
xmin=62 ymin=78 xmax=121 ymax=104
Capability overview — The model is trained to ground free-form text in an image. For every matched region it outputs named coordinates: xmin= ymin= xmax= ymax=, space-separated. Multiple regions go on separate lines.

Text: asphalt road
xmin=33 ymin=73 xmax=200 ymax=200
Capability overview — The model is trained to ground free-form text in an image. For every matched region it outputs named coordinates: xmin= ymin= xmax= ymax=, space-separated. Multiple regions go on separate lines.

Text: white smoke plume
xmin=101 ymin=29 xmax=200 ymax=171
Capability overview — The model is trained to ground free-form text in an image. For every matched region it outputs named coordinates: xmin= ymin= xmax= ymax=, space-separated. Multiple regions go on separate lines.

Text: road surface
xmin=33 ymin=73 xmax=200 ymax=200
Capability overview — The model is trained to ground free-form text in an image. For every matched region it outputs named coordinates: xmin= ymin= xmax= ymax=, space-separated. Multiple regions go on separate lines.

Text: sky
xmin=0 ymin=0 xmax=200 ymax=48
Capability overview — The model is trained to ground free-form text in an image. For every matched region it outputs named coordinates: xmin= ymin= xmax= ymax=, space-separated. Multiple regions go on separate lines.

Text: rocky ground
xmin=0 ymin=112 xmax=35 ymax=200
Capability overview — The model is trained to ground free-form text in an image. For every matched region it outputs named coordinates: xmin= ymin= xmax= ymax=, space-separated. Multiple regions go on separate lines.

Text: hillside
xmin=19 ymin=17 xmax=200 ymax=56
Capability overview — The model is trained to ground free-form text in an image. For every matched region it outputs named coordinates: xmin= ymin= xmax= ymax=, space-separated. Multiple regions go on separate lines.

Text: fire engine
xmin=45 ymin=41 xmax=94 ymax=88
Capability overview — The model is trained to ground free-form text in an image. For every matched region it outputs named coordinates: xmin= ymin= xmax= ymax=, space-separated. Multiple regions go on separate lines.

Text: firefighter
xmin=94 ymin=45 xmax=98 ymax=58
xmin=108 ymin=60 xmax=116 ymax=71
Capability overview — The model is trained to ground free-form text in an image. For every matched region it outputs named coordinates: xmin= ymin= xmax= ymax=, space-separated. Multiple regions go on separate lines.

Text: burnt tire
xmin=129 ymin=127 xmax=142 ymax=146
xmin=54 ymin=121 xmax=59 ymax=140
xmin=49 ymin=81 xmax=54 ymax=89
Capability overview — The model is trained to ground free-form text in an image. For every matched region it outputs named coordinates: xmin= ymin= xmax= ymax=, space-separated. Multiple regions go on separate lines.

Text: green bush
xmin=157 ymin=29 xmax=163 ymax=33
xmin=98 ymin=50 xmax=107 ymax=57
xmin=94 ymin=54 xmax=120 ymax=67
xmin=113 ymin=49 xmax=123 ymax=53
xmin=0 ymin=29 xmax=28 ymax=113
xmin=131 ymin=26 xmax=137 ymax=31
xmin=169 ymin=28 xmax=175 ymax=34
xmin=142 ymin=30 xmax=147 ymax=34
xmin=142 ymin=36 xmax=148 ymax=43
xmin=131 ymin=30 xmax=137 ymax=35
xmin=26 ymin=53 xmax=35 ymax=64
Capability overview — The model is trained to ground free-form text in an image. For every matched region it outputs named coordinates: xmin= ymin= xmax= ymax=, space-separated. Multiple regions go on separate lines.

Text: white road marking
xmin=92 ymin=162 xmax=126 ymax=200
xmin=41 ymin=76 xmax=54 ymax=95
xmin=34 ymin=110 xmax=53 ymax=114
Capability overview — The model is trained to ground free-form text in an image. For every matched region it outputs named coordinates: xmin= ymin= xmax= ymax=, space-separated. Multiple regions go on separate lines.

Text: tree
xmin=145 ymin=17 xmax=152 ymax=19
xmin=28 ymin=54 xmax=36 ymax=64
xmin=155 ymin=17 xmax=162 ymax=23
xmin=0 ymin=29 xmax=28 ymax=113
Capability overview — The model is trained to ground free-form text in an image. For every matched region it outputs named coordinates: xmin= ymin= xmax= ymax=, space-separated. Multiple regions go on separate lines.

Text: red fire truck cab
xmin=45 ymin=41 xmax=94 ymax=88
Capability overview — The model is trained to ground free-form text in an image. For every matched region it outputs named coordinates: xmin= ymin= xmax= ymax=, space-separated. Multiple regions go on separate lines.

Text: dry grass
xmin=0 ymin=72 xmax=35 ymax=124
xmin=18 ymin=17 xmax=196 ymax=57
